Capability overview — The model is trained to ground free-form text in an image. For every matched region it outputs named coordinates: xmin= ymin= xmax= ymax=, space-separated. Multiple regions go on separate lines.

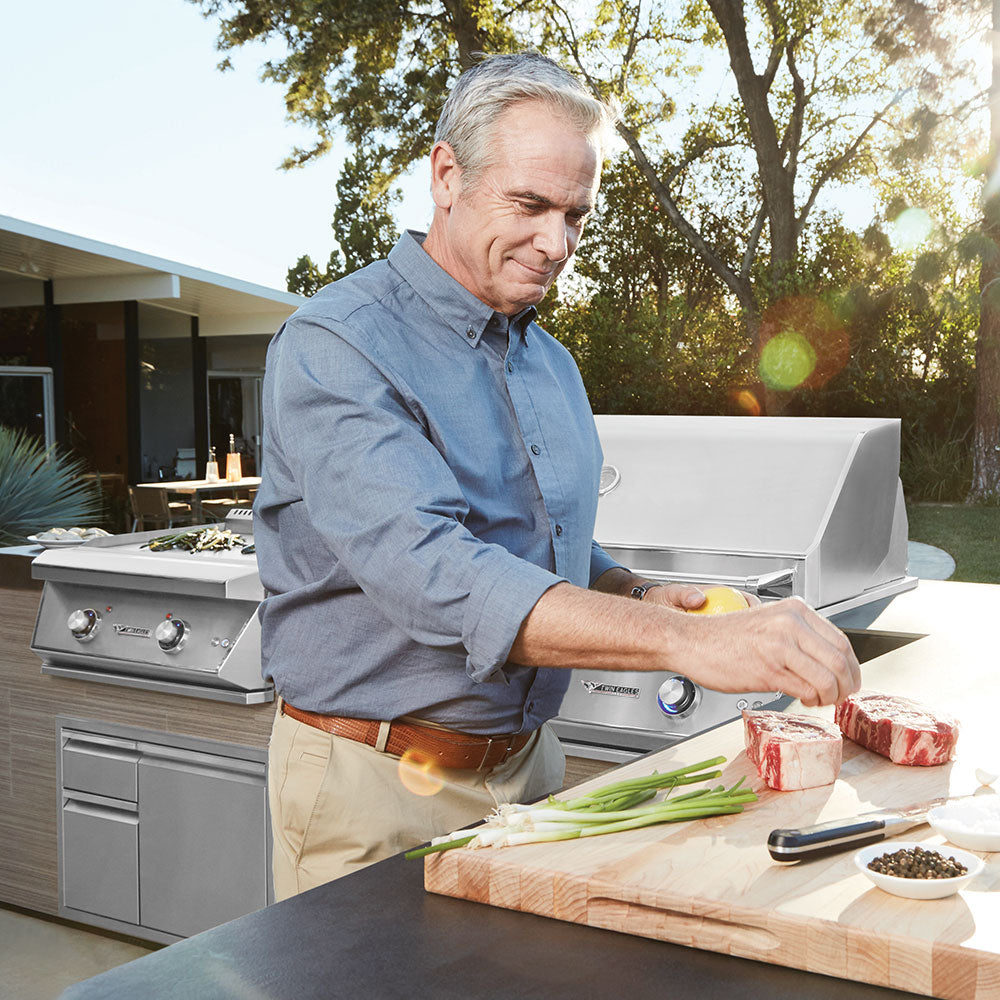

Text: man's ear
xmin=429 ymin=141 xmax=461 ymax=209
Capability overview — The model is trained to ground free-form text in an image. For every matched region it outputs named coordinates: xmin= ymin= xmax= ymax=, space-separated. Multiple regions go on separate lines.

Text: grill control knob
xmin=155 ymin=618 xmax=188 ymax=653
xmin=67 ymin=608 xmax=100 ymax=642
xmin=657 ymin=676 xmax=697 ymax=717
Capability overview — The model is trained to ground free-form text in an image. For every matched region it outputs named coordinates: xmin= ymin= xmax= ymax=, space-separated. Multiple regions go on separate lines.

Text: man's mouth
xmin=512 ymin=259 xmax=555 ymax=280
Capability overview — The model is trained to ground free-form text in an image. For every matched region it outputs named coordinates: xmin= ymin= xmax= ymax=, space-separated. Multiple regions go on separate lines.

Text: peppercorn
xmin=867 ymin=846 xmax=968 ymax=879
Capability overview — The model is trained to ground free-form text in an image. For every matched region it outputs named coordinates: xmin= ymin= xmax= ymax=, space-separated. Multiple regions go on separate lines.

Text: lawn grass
xmin=906 ymin=503 xmax=1000 ymax=584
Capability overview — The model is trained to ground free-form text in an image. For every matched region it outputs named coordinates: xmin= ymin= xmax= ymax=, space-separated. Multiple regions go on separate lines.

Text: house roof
xmin=0 ymin=215 xmax=305 ymax=335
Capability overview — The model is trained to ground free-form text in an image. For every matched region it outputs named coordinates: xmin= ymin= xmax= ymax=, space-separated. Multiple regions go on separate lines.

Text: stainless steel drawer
xmin=62 ymin=797 xmax=139 ymax=925
xmin=61 ymin=731 xmax=139 ymax=801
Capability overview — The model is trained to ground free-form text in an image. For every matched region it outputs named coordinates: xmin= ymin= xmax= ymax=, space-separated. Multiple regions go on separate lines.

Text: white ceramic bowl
xmin=854 ymin=841 xmax=984 ymax=899
xmin=929 ymin=797 xmax=1000 ymax=852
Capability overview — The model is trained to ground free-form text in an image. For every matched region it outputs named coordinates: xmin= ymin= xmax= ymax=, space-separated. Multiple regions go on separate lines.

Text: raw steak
xmin=835 ymin=691 xmax=959 ymax=766
xmin=743 ymin=710 xmax=843 ymax=791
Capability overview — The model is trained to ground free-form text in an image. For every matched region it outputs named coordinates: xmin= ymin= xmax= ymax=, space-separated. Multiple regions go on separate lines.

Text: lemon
xmin=686 ymin=585 xmax=750 ymax=615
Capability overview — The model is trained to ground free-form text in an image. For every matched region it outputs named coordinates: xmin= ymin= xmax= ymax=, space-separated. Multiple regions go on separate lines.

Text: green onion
xmin=404 ymin=756 xmax=755 ymax=859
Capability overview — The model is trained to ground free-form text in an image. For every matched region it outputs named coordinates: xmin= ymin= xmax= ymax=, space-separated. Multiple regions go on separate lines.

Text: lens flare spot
xmin=759 ymin=331 xmax=817 ymax=390
xmin=732 ymin=389 xmax=761 ymax=416
xmin=890 ymin=207 xmax=934 ymax=251
xmin=398 ymin=748 xmax=445 ymax=797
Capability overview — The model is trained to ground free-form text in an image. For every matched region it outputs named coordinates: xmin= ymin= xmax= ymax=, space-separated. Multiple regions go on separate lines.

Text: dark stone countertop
xmin=59 ymin=850 xmax=918 ymax=1000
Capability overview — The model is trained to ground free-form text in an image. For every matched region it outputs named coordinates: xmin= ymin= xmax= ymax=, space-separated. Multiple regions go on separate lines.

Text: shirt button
xmin=530 ymin=444 xmax=541 ymax=455
xmin=506 ymin=361 xmax=513 ymax=373
xmin=555 ymin=524 xmax=563 ymax=536
xmin=466 ymin=326 xmax=475 ymax=339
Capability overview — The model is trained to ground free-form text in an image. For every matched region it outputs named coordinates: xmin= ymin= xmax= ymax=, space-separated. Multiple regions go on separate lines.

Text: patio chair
xmin=128 ymin=487 xmax=196 ymax=532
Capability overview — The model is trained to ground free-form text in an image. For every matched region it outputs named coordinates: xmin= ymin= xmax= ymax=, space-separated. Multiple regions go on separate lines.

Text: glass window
xmin=0 ymin=366 xmax=55 ymax=447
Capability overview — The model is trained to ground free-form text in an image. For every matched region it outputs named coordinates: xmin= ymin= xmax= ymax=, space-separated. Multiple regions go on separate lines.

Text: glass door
xmin=207 ymin=372 xmax=263 ymax=476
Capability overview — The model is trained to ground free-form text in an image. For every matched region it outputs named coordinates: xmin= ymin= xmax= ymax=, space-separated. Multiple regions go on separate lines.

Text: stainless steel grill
xmin=551 ymin=415 xmax=918 ymax=762
xmin=31 ymin=509 xmax=271 ymax=704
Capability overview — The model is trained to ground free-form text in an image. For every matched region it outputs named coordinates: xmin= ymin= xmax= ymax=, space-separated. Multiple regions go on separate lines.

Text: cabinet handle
xmin=63 ymin=738 xmax=140 ymax=764
xmin=139 ymin=744 xmax=264 ymax=779
xmin=64 ymin=799 xmax=138 ymax=823
xmin=62 ymin=731 xmax=138 ymax=751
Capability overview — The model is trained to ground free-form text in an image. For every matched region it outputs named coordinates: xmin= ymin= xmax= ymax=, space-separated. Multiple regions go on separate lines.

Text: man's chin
xmin=501 ymin=281 xmax=550 ymax=314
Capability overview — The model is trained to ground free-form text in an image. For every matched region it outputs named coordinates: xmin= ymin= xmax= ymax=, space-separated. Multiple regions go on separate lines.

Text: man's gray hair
xmin=434 ymin=52 xmax=616 ymax=182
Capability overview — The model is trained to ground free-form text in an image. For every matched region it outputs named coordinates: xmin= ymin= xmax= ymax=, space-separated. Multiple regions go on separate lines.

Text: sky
xmin=0 ymin=0 xmax=435 ymax=291
xmin=1 ymin=2 xmax=984 ymax=294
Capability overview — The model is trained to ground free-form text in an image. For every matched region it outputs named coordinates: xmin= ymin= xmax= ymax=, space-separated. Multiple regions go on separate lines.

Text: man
xmin=254 ymin=52 xmax=860 ymax=900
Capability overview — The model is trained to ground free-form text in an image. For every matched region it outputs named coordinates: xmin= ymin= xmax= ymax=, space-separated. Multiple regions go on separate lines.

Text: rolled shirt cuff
xmin=462 ymin=556 xmax=566 ymax=684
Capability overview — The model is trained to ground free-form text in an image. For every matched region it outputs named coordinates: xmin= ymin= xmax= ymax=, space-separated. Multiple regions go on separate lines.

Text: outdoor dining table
xmin=134 ymin=477 xmax=261 ymax=521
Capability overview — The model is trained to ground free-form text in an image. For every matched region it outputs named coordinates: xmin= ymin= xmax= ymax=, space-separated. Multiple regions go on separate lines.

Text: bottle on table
xmin=205 ymin=446 xmax=220 ymax=483
xmin=225 ymin=434 xmax=242 ymax=483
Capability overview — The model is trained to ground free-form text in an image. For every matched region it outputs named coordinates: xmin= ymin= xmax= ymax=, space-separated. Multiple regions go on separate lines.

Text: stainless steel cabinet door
xmin=62 ymin=798 xmax=139 ymax=924
xmin=137 ymin=745 xmax=267 ymax=938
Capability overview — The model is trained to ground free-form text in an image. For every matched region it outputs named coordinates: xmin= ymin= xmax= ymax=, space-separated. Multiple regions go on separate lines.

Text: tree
xmin=969 ymin=0 xmax=1000 ymax=500
xmin=542 ymin=1 xmax=988 ymax=408
xmin=197 ymin=0 xmax=989 ymax=418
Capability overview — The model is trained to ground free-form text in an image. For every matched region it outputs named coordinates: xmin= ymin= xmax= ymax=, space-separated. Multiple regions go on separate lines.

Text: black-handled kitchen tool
xmin=768 ymin=809 xmax=925 ymax=862
xmin=768 ymin=793 xmax=982 ymax=862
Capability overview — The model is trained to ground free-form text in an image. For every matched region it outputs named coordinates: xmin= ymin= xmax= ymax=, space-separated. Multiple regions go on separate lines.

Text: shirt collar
xmin=388 ymin=231 xmax=536 ymax=348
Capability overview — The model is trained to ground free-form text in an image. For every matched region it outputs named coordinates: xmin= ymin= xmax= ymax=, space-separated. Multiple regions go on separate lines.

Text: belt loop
xmin=374 ymin=720 xmax=391 ymax=753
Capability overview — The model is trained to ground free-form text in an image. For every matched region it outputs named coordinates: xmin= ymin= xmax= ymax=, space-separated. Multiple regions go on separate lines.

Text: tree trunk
xmin=706 ymin=0 xmax=798 ymax=283
xmin=968 ymin=0 xmax=1000 ymax=502
xmin=441 ymin=0 xmax=487 ymax=69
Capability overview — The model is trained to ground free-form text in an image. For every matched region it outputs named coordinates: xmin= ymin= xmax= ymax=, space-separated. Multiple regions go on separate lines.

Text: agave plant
xmin=0 ymin=425 xmax=103 ymax=544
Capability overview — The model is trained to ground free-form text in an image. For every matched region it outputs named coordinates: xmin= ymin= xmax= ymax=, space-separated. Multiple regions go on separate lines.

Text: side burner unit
xmin=31 ymin=509 xmax=271 ymax=704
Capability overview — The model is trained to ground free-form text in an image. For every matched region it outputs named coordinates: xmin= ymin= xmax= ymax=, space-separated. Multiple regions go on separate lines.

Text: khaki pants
xmin=268 ymin=705 xmax=566 ymax=900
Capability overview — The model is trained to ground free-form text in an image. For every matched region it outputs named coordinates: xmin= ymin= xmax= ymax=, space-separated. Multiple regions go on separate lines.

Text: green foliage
xmin=0 ymin=425 xmax=102 ymax=545
xmin=900 ymin=433 xmax=973 ymax=503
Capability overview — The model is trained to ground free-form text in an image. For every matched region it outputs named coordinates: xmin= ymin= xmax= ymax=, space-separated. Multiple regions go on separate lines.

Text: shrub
xmin=0 ymin=425 xmax=102 ymax=544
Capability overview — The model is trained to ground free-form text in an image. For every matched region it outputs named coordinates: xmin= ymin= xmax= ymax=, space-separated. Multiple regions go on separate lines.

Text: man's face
xmin=425 ymin=101 xmax=601 ymax=315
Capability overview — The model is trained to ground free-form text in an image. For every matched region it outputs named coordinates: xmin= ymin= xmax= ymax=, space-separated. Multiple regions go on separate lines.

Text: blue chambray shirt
xmin=254 ymin=230 xmax=622 ymax=735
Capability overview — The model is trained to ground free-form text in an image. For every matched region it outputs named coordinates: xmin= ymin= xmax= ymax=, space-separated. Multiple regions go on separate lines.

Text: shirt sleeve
xmin=269 ymin=316 xmax=565 ymax=683
xmin=589 ymin=540 xmax=626 ymax=587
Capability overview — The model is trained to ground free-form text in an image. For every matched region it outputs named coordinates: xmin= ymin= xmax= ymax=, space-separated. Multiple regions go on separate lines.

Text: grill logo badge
xmin=581 ymin=680 xmax=640 ymax=699
xmin=113 ymin=624 xmax=152 ymax=638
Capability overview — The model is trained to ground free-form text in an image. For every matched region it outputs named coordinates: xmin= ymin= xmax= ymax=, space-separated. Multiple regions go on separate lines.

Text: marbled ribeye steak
xmin=743 ymin=710 xmax=843 ymax=791
xmin=835 ymin=691 xmax=959 ymax=766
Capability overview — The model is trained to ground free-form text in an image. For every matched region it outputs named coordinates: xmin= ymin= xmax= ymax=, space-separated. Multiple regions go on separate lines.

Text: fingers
xmin=758 ymin=599 xmax=860 ymax=706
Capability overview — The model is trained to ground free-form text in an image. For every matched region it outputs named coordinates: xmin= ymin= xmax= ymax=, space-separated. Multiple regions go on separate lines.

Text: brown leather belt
xmin=280 ymin=701 xmax=533 ymax=771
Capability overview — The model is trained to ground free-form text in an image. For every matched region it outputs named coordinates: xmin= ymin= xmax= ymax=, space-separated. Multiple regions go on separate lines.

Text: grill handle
xmin=639 ymin=567 xmax=795 ymax=600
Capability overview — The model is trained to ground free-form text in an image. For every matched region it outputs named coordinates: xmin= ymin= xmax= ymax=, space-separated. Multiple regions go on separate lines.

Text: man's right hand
xmin=666 ymin=596 xmax=861 ymax=707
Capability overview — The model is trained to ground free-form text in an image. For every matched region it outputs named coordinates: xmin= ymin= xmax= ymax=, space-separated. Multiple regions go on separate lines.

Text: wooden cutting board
xmin=425 ymin=581 xmax=1000 ymax=999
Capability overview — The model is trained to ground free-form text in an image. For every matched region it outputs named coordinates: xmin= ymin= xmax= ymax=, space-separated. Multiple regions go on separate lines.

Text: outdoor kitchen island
xmin=60 ymin=579 xmax=1000 ymax=1000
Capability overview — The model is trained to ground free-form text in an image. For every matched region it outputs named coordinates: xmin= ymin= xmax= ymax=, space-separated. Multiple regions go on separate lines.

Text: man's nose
xmin=534 ymin=213 xmax=570 ymax=263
